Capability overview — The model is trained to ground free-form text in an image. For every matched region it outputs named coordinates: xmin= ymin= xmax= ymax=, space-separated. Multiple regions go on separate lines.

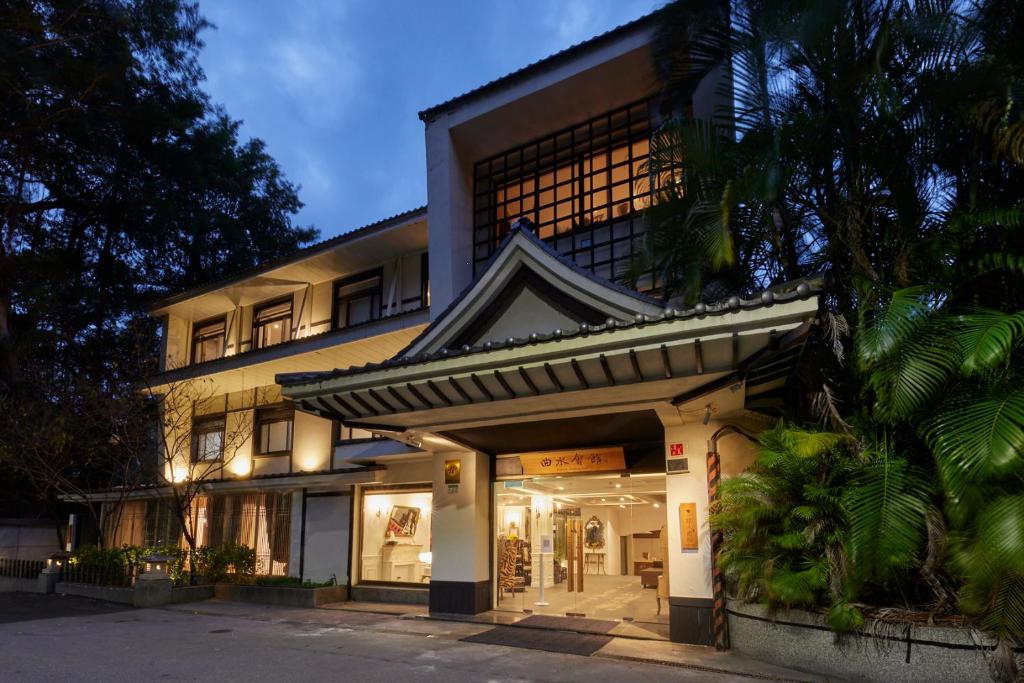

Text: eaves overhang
xmin=278 ymin=289 xmax=821 ymax=434
xmin=417 ymin=9 xmax=663 ymax=122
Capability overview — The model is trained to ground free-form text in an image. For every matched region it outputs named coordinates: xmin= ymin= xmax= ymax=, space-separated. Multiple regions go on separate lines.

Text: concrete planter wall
xmin=170 ymin=584 xmax=215 ymax=604
xmin=214 ymin=583 xmax=348 ymax=608
xmin=56 ymin=582 xmax=135 ymax=605
xmin=0 ymin=576 xmax=40 ymax=593
xmin=727 ymin=599 xmax=997 ymax=683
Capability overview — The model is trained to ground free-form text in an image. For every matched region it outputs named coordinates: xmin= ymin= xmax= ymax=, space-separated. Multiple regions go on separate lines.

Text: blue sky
xmin=198 ymin=0 xmax=662 ymax=239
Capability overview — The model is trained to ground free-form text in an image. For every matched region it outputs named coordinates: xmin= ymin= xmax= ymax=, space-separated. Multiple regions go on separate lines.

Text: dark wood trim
xmin=429 ymin=579 xmax=491 ymax=615
xmin=469 ymin=373 xmax=493 ymax=401
xmin=332 ymin=394 xmax=362 ymax=418
xmin=660 ymin=343 xmax=673 ymax=379
xmin=331 ymin=266 xmax=384 ymax=331
xmin=405 ymin=383 xmax=433 ymax=408
xmin=387 ymin=386 xmax=414 ymax=411
xmin=367 ymin=388 xmax=395 ymax=413
xmin=349 ymin=392 xmax=379 ymax=417
xmin=426 ymin=380 xmax=453 ymax=406
xmin=543 ymin=363 xmax=564 ymax=391
xmin=518 ymin=366 xmax=540 ymax=395
xmin=570 ymin=358 xmax=589 ymax=389
xmin=628 ymin=349 xmax=643 ymax=382
xmin=492 ymin=369 xmax=515 ymax=399
xmin=694 ymin=338 xmax=704 ymax=374
xmin=299 ymin=488 xmax=308 ymax=581
xmin=598 ymin=354 xmax=616 ymax=385
xmin=448 ymin=377 xmax=472 ymax=403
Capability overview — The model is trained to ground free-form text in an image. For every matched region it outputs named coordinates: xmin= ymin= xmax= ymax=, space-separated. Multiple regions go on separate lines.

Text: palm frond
xmin=953 ymin=309 xmax=1024 ymax=375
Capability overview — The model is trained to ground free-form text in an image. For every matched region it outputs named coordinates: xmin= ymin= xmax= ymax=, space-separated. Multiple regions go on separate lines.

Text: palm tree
xmin=859 ymin=289 xmax=1024 ymax=676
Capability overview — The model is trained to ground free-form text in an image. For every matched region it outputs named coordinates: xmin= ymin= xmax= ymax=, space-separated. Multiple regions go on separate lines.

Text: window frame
xmin=253 ymin=404 xmax=295 ymax=457
xmin=333 ymin=419 xmax=383 ymax=445
xmin=332 ymin=268 xmax=384 ymax=330
xmin=191 ymin=414 xmax=227 ymax=463
xmin=471 ymin=99 xmax=657 ymax=289
xmin=357 ymin=483 xmax=432 ymax=587
xmin=252 ymin=296 xmax=294 ymax=350
xmin=191 ymin=315 xmax=227 ymax=365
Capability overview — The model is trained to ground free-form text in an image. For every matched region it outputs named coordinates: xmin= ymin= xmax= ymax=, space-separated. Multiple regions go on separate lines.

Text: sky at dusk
xmin=197 ymin=0 xmax=662 ymax=240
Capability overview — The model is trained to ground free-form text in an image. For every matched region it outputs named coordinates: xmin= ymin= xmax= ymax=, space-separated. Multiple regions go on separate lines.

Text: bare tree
xmin=139 ymin=372 xmax=257 ymax=582
xmin=0 ymin=384 xmax=151 ymax=549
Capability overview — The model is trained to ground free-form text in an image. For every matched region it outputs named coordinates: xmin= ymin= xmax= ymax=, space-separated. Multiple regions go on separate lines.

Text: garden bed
xmin=727 ymin=599 xmax=998 ymax=683
xmin=214 ymin=582 xmax=347 ymax=608
xmin=55 ymin=582 xmax=134 ymax=605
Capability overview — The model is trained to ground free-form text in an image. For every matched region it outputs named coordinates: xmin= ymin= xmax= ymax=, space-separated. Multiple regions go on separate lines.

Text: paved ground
xmin=0 ymin=593 xmax=826 ymax=682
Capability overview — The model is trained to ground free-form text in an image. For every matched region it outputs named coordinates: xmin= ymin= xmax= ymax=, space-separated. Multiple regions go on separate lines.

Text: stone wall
xmin=728 ymin=600 xmax=996 ymax=683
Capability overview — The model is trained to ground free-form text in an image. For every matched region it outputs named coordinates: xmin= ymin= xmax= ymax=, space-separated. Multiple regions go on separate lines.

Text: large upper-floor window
xmin=253 ymin=297 xmax=292 ymax=349
xmin=473 ymin=100 xmax=658 ymax=291
xmin=334 ymin=269 xmax=382 ymax=330
xmin=192 ymin=414 xmax=226 ymax=462
xmin=254 ymin=405 xmax=294 ymax=456
xmin=191 ymin=316 xmax=226 ymax=364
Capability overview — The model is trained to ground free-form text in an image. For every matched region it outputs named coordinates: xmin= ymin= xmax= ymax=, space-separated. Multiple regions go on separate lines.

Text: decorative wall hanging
xmin=387 ymin=505 xmax=420 ymax=538
xmin=584 ymin=515 xmax=605 ymax=549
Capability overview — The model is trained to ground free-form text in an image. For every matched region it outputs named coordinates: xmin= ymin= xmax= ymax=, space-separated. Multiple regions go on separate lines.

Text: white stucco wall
xmin=431 ymin=451 xmax=490 ymax=583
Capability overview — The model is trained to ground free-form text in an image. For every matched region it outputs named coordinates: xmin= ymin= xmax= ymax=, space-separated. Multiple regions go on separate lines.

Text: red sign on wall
xmin=669 ymin=442 xmax=686 ymax=457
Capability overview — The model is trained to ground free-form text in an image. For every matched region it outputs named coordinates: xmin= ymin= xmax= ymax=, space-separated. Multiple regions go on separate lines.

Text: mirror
xmin=584 ymin=515 xmax=605 ymax=549
xmin=386 ymin=505 xmax=420 ymax=538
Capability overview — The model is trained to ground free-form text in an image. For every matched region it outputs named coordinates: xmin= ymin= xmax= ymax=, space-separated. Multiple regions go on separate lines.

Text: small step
xmin=349 ymin=584 xmax=429 ymax=605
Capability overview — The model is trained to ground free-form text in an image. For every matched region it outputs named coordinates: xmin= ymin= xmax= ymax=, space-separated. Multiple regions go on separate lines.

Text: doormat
xmin=463 ymin=626 xmax=613 ymax=656
xmin=516 ymin=614 xmax=618 ymax=634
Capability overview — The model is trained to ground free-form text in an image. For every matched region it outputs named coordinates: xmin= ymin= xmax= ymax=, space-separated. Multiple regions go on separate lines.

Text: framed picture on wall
xmin=387 ymin=505 xmax=420 ymax=537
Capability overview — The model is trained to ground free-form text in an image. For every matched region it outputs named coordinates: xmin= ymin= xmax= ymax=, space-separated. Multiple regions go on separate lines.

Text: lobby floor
xmin=494 ymin=573 xmax=668 ymax=636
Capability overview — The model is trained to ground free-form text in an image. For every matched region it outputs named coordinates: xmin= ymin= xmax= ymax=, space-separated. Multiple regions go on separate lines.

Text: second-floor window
xmin=473 ymin=99 xmax=657 ymax=290
xmin=334 ymin=270 xmax=382 ymax=329
xmin=255 ymin=405 xmax=294 ymax=455
xmin=192 ymin=317 xmax=226 ymax=364
xmin=334 ymin=420 xmax=381 ymax=443
xmin=192 ymin=415 xmax=226 ymax=462
xmin=253 ymin=298 xmax=292 ymax=349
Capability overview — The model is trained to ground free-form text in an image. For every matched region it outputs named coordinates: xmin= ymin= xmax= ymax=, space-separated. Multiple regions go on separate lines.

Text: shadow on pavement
xmin=0 ymin=592 xmax=134 ymax=624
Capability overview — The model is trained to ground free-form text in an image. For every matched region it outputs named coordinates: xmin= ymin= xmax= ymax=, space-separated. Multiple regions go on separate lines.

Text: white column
xmin=430 ymin=450 xmax=491 ymax=613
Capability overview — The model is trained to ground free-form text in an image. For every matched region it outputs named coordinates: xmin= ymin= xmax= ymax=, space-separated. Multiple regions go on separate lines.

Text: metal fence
xmin=60 ymin=561 xmax=135 ymax=587
xmin=0 ymin=557 xmax=44 ymax=580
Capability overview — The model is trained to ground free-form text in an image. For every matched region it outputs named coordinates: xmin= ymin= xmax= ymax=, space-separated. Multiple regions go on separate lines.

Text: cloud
xmin=542 ymin=0 xmax=608 ymax=46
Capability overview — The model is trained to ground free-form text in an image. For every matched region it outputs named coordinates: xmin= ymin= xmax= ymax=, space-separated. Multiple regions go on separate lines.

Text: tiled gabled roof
xmin=148 ymin=205 xmax=427 ymax=312
xmin=275 ymin=275 xmax=824 ymax=388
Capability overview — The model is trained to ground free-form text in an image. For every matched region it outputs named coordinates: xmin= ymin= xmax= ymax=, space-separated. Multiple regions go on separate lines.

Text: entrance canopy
xmin=278 ymin=223 xmax=822 ymax=445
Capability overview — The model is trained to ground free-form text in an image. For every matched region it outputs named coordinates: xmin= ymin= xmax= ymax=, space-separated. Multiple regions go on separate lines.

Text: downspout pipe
xmin=705 ymin=423 xmax=758 ymax=651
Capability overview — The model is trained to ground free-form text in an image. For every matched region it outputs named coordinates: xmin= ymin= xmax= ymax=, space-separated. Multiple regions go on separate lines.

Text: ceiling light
xmin=654 ymin=503 xmax=660 ymax=508
xmin=619 ymin=504 xmax=625 ymax=508
xmin=619 ymin=497 xmax=625 ymax=501
xmin=601 ymin=498 xmax=606 ymax=502
xmin=557 ymin=486 xmax=565 ymax=491
xmin=615 ymin=483 xmax=622 ymax=488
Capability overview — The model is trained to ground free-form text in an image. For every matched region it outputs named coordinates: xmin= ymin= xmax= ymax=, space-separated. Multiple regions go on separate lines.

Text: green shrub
xmin=253 ymin=575 xmax=336 ymax=589
xmin=193 ymin=544 xmax=256 ymax=583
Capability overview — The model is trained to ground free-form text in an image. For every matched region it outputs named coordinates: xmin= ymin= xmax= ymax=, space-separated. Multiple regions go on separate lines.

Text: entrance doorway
xmin=493 ymin=472 xmax=668 ymax=631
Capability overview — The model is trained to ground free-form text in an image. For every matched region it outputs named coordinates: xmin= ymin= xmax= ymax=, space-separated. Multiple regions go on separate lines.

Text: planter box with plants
xmin=214 ymin=577 xmax=347 ymax=608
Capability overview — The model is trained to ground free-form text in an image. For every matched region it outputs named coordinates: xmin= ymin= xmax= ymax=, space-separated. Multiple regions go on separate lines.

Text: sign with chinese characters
xmin=679 ymin=502 xmax=699 ymax=550
xmin=668 ymin=442 xmax=687 ymax=458
xmin=514 ymin=446 xmax=626 ymax=476
xmin=444 ymin=459 xmax=461 ymax=484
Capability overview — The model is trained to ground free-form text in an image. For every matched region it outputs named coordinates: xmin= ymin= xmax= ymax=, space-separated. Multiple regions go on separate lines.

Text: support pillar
xmin=429 ymin=450 xmax=491 ymax=614
xmin=663 ymin=422 xmax=716 ymax=646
